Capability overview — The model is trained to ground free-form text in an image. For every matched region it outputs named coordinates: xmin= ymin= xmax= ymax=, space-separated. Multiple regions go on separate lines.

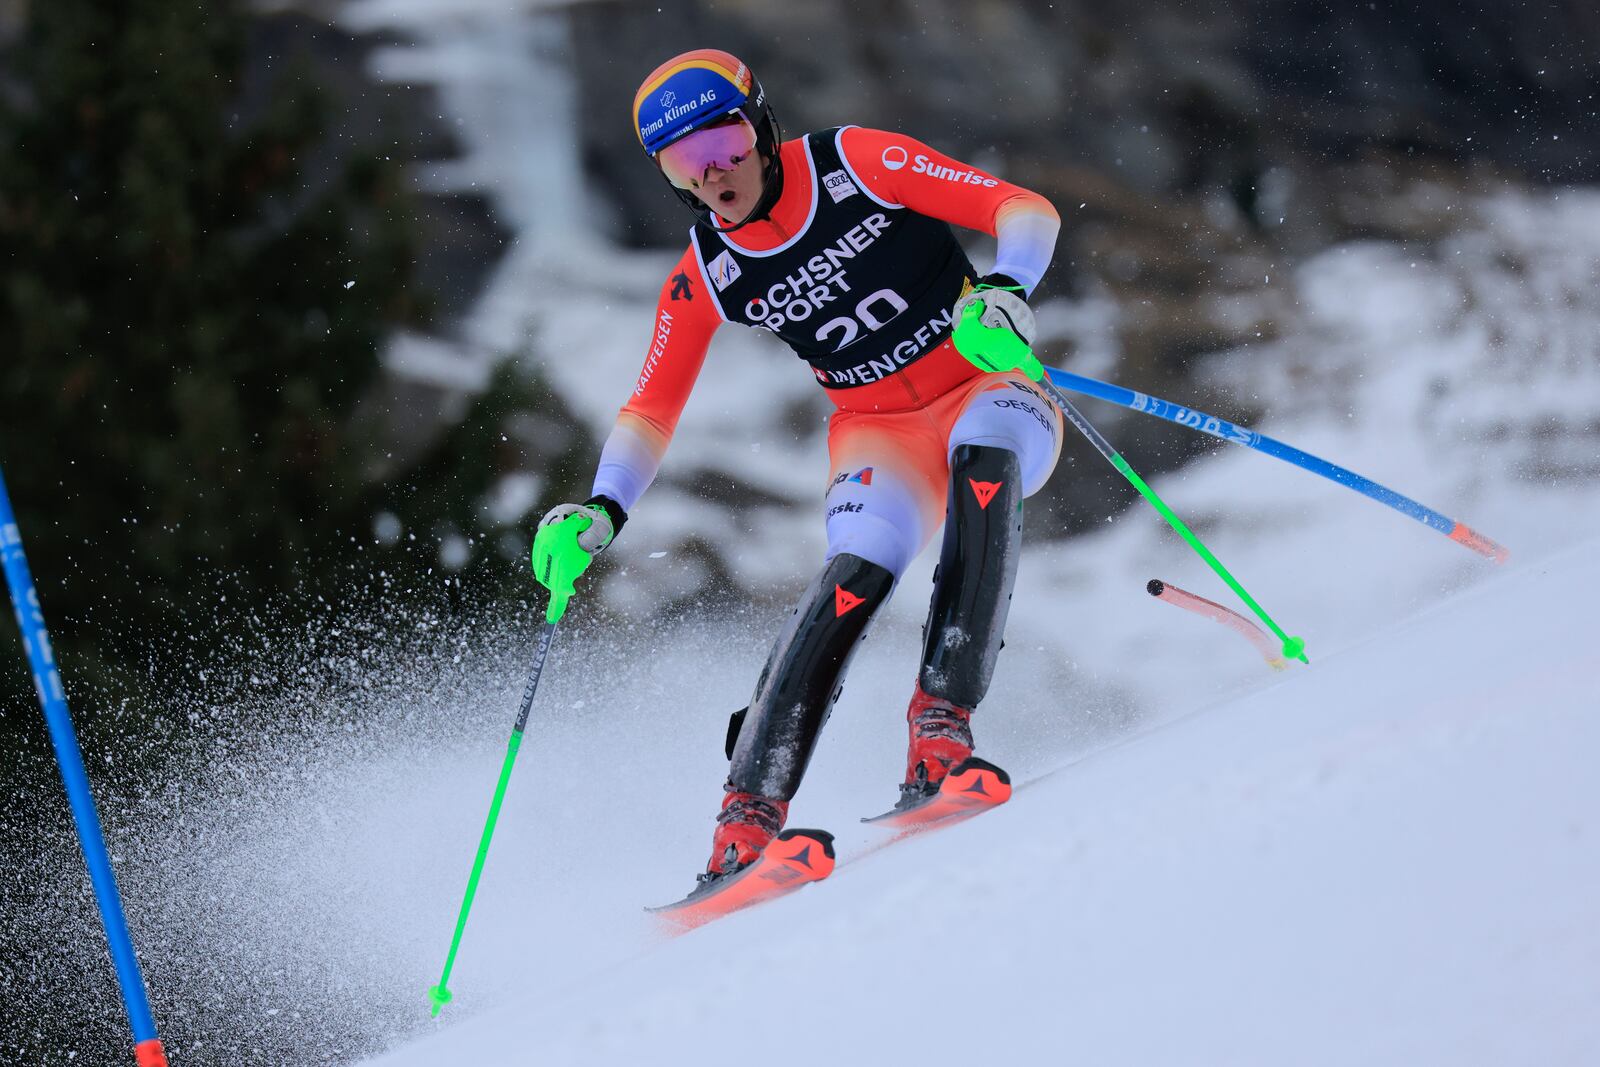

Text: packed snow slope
xmin=366 ymin=540 xmax=1599 ymax=1066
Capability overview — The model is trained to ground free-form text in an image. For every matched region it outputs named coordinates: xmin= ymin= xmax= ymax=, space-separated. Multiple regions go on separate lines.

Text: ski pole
xmin=0 ymin=468 xmax=170 ymax=1067
xmin=427 ymin=613 xmax=559 ymax=1017
xmin=1147 ymin=578 xmax=1293 ymax=670
xmin=1034 ymin=377 xmax=1309 ymax=664
xmin=1042 ymin=365 xmax=1509 ymax=563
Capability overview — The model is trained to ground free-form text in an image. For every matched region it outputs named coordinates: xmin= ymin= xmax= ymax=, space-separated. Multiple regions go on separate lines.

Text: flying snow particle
xmin=373 ymin=512 xmax=403 ymax=546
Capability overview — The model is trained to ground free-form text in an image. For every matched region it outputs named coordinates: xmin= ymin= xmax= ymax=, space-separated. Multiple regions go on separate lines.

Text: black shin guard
xmin=727 ymin=553 xmax=894 ymax=800
xmin=920 ymin=444 xmax=1024 ymax=708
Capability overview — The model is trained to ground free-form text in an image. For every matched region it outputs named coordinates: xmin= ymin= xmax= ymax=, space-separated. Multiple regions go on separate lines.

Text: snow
xmin=123 ymin=28 xmax=1598 ymax=1055
xmin=9 ymin=7 xmax=1596 ymax=1060
xmin=363 ymin=539 xmax=1600 ymax=1065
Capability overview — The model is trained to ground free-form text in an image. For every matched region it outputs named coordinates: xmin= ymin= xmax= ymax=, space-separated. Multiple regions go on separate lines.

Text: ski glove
xmin=950 ymin=273 xmax=1045 ymax=383
xmin=530 ymin=495 xmax=626 ymax=623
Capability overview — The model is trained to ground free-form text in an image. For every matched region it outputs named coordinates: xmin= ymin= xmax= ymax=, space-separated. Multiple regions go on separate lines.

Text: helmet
xmin=633 ymin=49 xmax=783 ymax=230
xmin=633 ymin=49 xmax=777 ymax=158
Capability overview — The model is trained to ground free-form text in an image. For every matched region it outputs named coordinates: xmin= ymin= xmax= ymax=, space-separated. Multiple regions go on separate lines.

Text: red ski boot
xmin=702 ymin=789 xmax=790 ymax=882
xmin=902 ymin=683 xmax=974 ymax=803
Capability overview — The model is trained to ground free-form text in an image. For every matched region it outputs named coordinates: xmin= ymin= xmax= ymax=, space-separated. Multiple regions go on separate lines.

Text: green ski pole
xmin=1037 ymin=375 xmax=1308 ymax=663
xmin=427 ymin=612 xmax=559 ymax=1017
xmin=950 ymin=301 xmax=1306 ymax=663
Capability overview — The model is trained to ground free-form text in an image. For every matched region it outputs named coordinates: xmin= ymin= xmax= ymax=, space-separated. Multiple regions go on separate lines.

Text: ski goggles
xmin=655 ymin=113 xmax=757 ymax=190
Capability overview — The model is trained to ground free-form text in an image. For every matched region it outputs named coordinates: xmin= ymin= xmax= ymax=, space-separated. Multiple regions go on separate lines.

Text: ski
xmin=649 ymin=828 xmax=835 ymax=931
xmin=863 ymin=757 xmax=1012 ymax=829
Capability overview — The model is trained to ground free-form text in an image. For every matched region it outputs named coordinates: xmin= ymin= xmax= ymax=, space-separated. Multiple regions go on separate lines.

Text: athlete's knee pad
xmin=727 ymin=552 xmax=895 ymax=800
xmin=919 ymin=444 xmax=1024 ymax=708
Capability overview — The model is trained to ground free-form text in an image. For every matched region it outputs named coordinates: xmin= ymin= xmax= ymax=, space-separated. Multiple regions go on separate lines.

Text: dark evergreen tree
xmin=0 ymin=0 xmax=423 ymax=698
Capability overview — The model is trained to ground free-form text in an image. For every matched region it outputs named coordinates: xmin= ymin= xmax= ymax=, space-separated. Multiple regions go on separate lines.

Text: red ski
xmin=863 ymin=757 xmax=1012 ymax=830
xmin=649 ymin=828 xmax=835 ymax=931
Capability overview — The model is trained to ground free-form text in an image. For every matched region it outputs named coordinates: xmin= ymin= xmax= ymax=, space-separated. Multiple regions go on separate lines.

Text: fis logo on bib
xmin=707 ymin=250 xmax=742 ymax=292
xmin=822 ymin=169 xmax=859 ymax=203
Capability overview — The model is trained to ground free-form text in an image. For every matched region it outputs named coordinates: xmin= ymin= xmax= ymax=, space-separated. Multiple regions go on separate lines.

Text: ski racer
xmin=532 ymin=49 xmax=1063 ymax=888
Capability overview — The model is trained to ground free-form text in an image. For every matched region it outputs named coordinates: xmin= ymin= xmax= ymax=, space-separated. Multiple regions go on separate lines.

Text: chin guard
xmin=726 ymin=552 xmax=894 ymax=800
xmin=919 ymin=444 xmax=1024 ymax=708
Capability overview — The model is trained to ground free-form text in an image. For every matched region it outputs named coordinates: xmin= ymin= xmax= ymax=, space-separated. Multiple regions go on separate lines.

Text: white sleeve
xmin=991 ymin=201 xmax=1060 ymax=296
xmin=590 ymin=421 xmax=663 ymax=514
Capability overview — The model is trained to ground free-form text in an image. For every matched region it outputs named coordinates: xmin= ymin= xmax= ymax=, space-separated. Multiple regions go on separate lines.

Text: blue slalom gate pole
xmin=1042 ymin=365 xmax=1510 ymax=563
xmin=0 ymin=468 xmax=170 ymax=1067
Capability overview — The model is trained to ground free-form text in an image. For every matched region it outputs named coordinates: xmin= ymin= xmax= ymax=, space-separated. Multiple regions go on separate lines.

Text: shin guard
xmin=727 ymin=553 xmax=894 ymax=800
xmin=919 ymin=444 xmax=1024 ymax=708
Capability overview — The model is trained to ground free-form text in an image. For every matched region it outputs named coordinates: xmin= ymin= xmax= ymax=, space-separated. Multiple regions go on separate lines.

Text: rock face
xmin=565 ymin=0 xmax=1599 ymax=538
xmin=91 ymin=0 xmax=1587 ymax=601
xmin=571 ymin=0 xmax=1598 ymax=318
xmin=576 ymin=0 xmax=1599 ymax=235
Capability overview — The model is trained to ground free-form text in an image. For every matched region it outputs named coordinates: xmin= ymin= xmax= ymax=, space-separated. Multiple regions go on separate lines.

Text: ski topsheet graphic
xmin=650 ymin=829 xmax=836 ymax=930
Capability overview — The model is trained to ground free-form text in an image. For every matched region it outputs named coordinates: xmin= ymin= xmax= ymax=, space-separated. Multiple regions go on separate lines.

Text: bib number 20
xmin=815 ymin=289 xmax=909 ymax=352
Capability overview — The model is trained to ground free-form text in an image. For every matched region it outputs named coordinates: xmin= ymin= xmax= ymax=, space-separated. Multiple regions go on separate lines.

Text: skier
xmin=532 ymin=49 xmax=1063 ymax=887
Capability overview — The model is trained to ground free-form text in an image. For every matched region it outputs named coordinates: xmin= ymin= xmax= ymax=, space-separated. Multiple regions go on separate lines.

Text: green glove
xmin=950 ymin=278 xmax=1045 ymax=383
xmin=530 ymin=500 xmax=619 ymax=623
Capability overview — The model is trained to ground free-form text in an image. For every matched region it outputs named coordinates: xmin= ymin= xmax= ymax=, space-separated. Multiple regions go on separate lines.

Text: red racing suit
xmin=593 ymin=125 xmax=1063 ymax=577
